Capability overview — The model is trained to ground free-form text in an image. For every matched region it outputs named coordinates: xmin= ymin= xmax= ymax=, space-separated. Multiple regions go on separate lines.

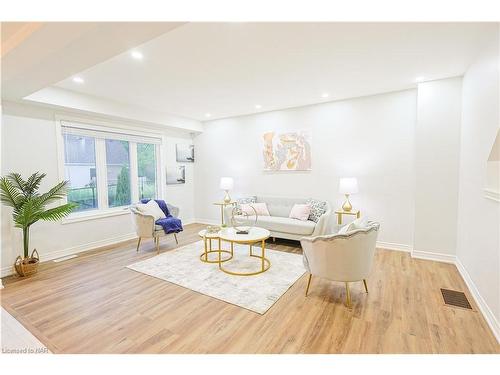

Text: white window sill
xmin=483 ymin=188 xmax=500 ymax=202
xmin=62 ymin=207 xmax=130 ymax=224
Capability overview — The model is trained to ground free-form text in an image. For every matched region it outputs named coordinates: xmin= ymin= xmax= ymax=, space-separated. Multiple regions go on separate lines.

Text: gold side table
xmin=213 ymin=201 xmax=237 ymax=226
xmin=198 ymin=229 xmax=233 ymax=264
xmin=335 ymin=209 xmax=361 ymax=225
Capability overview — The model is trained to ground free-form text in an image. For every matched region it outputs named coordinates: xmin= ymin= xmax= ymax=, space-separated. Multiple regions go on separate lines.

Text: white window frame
xmin=55 ymin=115 xmax=164 ymax=224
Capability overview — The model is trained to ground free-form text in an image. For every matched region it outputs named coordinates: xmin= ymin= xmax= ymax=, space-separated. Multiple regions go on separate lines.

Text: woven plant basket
xmin=14 ymin=249 xmax=39 ymax=277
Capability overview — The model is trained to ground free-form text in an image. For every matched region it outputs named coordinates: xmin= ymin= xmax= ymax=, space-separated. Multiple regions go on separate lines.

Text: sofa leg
xmin=174 ymin=233 xmax=179 ymax=244
xmin=156 ymin=237 xmax=160 ymax=254
xmin=345 ymin=282 xmax=352 ymax=308
xmin=305 ymin=274 xmax=312 ymax=297
xmin=272 ymin=237 xmax=276 ymax=243
xmin=136 ymin=237 xmax=141 ymax=252
xmin=363 ymin=279 xmax=368 ymax=293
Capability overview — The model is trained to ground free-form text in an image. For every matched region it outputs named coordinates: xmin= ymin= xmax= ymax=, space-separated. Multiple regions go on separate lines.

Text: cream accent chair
xmin=130 ymin=204 xmax=180 ymax=254
xmin=300 ymin=221 xmax=380 ymax=307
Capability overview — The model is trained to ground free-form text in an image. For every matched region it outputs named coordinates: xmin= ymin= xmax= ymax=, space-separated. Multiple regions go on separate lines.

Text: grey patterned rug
xmin=127 ymin=240 xmax=306 ymax=314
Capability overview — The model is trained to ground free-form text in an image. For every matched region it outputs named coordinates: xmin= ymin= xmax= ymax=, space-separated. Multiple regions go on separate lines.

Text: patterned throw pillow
xmin=306 ymin=198 xmax=327 ymax=222
xmin=236 ymin=196 xmax=257 ymax=208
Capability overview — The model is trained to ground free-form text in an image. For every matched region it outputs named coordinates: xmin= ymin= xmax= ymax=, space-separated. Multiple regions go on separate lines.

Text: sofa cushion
xmin=306 ymin=198 xmax=327 ymax=222
xmin=237 ymin=196 xmax=257 ymax=208
xmin=289 ymin=204 xmax=311 ymax=221
xmin=235 ymin=215 xmax=315 ymax=235
xmin=257 ymin=196 xmax=308 ymax=217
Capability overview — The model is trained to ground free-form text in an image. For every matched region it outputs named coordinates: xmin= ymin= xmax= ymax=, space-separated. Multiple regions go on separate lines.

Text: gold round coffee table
xmin=218 ymin=227 xmax=271 ymax=276
xmin=198 ymin=229 xmax=233 ymax=264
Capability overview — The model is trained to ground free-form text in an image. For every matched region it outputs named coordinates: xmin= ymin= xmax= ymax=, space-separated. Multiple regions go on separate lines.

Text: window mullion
xmin=95 ymin=138 xmax=108 ymax=209
xmin=130 ymin=142 xmax=139 ymax=203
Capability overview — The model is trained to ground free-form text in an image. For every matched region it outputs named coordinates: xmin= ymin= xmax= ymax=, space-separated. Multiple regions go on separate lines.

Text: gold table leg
xmin=199 ymin=236 xmax=232 ymax=264
xmin=219 ymin=239 xmax=271 ymax=276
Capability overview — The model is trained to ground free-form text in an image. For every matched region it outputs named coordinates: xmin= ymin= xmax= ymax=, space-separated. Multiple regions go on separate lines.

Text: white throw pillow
xmin=338 ymin=217 xmax=368 ymax=234
xmin=136 ymin=200 xmax=166 ymax=221
xmin=349 ymin=217 xmax=368 ymax=230
xmin=338 ymin=223 xmax=351 ymax=234
xmin=289 ymin=204 xmax=311 ymax=221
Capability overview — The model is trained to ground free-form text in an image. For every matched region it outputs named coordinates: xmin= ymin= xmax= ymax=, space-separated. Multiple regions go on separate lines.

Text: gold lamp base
xmin=342 ymin=194 xmax=352 ymax=212
xmin=223 ymin=190 xmax=232 ymax=203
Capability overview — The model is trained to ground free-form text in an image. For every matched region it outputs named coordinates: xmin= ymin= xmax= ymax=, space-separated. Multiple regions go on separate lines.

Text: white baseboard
xmin=194 ymin=218 xmax=220 ymax=226
xmin=411 ymin=249 xmax=456 ymax=264
xmin=376 ymin=241 xmax=412 ymax=252
xmin=455 ymin=257 xmax=500 ymax=344
xmin=1 ymin=232 xmax=137 ymax=278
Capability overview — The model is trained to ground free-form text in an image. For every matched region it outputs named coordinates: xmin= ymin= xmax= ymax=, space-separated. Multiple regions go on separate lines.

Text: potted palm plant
xmin=0 ymin=172 xmax=76 ymax=277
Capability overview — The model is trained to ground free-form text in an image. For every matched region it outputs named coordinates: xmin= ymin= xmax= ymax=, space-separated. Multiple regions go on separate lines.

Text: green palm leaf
xmin=37 ymin=203 xmax=76 ymax=222
xmin=0 ymin=177 xmax=23 ymax=209
xmin=13 ymin=198 xmax=45 ymax=228
xmin=38 ymin=180 xmax=70 ymax=206
xmin=25 ymin=172 xmax=47 ymax=196
xmin=7 ymin=173 xmax=28 ymax=192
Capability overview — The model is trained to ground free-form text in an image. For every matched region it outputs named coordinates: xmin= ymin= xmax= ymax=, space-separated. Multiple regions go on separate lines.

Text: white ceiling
xmin=21 ymin=23 xmax=500 ymax=121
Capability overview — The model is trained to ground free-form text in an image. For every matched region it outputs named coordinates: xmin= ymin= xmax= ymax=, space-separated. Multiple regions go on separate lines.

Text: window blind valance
xmin=61 ymin=120 xmax=162 ymax=145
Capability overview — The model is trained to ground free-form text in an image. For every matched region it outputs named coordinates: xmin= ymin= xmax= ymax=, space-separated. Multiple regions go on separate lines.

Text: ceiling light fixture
xmin=205 ymin=113 xmax=211 ymax=118
xmin=255 ymin=104 xmax=262 ymax=109
xmin=415 ymin=76 xmax=425 ymax=83
xmin=72 ymin=76 xmax=84 ymax=84
xmin=131 ymin=51 xmax=144 ymax=60
xmin=321 ymin=93 xmax=329 ymax=98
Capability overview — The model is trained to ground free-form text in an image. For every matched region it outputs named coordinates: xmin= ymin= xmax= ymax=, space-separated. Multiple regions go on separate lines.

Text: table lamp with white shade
xmin=339 ymin=177 xmax=358 ymax=212
xmin=220 ymin=177 xmax=234 ymax=203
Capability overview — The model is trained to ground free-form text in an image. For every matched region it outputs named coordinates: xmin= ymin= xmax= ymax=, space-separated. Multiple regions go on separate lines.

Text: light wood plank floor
xmin=1 ymin=223 xmax=498 ymax=354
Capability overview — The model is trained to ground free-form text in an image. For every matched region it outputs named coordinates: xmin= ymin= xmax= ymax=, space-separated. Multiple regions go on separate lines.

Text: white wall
xmin=194 ymin=90 xmax=417 ymax=249
xmin=413 ymin=78 xmax=462 ymax=259
xmin=1 ymin=102 xmax=196 ymax=276
xmin=456 ymin=25 xmax=500 ymax=339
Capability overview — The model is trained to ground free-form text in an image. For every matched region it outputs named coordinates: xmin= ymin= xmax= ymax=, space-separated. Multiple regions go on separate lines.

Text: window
xmin=106 ymin=139 xmax=131 ymax=207
xmin=63 ymin=134 xmax=98 ymax=212
xmin=60 ymin=120 xmax=161 ymax=217
xmin=137 ymin=143 xmax=157 ymax=200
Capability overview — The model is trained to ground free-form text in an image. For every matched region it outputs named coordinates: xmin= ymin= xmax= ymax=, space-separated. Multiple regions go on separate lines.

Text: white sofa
xmin=224 ymin=196 xmax=331 ymax=240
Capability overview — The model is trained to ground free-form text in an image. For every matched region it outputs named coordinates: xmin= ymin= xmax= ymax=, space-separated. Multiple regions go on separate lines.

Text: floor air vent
xmin=441 ymin=288 xmax=473 ymax=310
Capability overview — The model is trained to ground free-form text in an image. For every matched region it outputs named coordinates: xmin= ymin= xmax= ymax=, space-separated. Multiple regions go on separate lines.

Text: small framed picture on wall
xmin=176 ymin=144 xmax=195 ymax=162
xmin=166 ymin=165 xmax=186 ymax=185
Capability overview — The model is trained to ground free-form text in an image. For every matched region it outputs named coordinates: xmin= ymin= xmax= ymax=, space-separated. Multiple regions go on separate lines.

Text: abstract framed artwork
xmin=176 ymin=144 xmax=195 ymax=162
xmin=166 ymin=165 xmax=186 ymax=185
xmin=262 ymin=130 xmax=311 ymax=171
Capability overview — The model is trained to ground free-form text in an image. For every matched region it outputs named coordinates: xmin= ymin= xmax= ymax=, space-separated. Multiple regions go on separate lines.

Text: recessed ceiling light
xmin=415 ymin=76 xmax=425 ymax=82
xmin=131 ymin=51 xmax=143 ymax=60
xmin=72 ymin=76 xmax=84 ymax=84
xmin=255 ymin=104 xmax=262 ymax=109
xmin=321 ymin=93 xmax=329 ymax=98
xmin=205 ymin=113 xmax=211 ymax=118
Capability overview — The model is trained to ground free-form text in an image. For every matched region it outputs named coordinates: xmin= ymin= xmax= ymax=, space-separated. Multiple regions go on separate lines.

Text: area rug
xmin=127 ymin=240 xmax=306 ymax=314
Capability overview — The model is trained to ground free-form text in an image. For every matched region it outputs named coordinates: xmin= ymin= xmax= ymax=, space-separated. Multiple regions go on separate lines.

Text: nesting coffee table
xmin=198 ymin=227 xmax=271 ymax=276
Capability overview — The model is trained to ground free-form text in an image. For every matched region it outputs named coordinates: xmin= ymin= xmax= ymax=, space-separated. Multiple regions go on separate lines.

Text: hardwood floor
xmin=1 ymin=223 xmax=498 ymax=354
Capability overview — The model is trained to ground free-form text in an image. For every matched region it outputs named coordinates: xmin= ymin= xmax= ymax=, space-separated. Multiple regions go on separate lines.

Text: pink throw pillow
xmin=240 ymin=203 xmax=270 ymax=216
xmin=289 ymin=204 xmax=311 ymax=221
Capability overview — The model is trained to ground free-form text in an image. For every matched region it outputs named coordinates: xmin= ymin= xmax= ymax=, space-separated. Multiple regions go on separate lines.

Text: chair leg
xmin=174 ymin=233 xmax=179 ymax=244
xmin=345 ymin=282 xmax=352 ymax=308
xmin=156 ymin=237 xmax=160 ymax=254
xmin=363 ymin=279 xmax=368 ymax=293
xmin=136 ymin=237 xmax=141 ymax=252
xmin=305 ymin=274 xmax=312 ymax=297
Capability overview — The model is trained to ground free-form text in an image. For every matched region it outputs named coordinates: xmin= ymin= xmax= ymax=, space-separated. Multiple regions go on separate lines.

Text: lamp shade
xmin=220 ymin=177 xmax=234 ymax=190
xmin=339 ymin=177 xmax=358 ymax=194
